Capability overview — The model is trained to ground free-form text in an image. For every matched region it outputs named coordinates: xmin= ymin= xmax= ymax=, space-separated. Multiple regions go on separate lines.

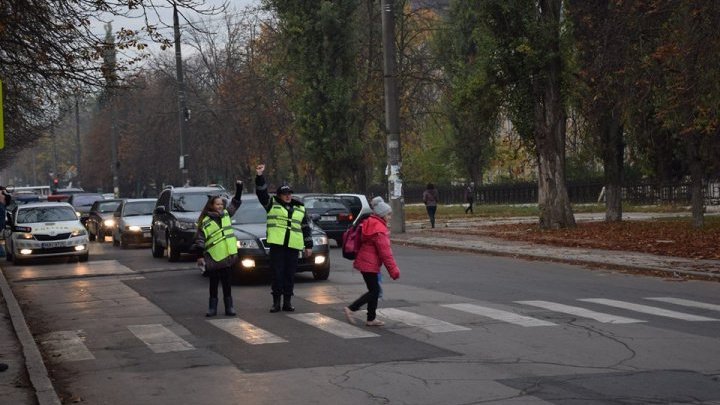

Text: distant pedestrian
xmin=422 ymin=183 xmax=439 ymax=228
xmin=464 ymin=183 xmax=474 ymax=215
xmin=194 ymin=181 xmax=243 ymax=317
xmin=255 ymin=164 xmax=313 ymax=313
xmin=343 ymin=201 xmax=400 ymax=326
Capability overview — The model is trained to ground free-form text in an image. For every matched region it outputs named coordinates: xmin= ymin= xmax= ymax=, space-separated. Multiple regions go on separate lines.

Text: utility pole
xmin=75 ymin=96 xmax=81 ymax=178
xmin=381 ymin=0 xmax=405 ymax=233
xmin=173 ymin=2 xmax=189 ymax=180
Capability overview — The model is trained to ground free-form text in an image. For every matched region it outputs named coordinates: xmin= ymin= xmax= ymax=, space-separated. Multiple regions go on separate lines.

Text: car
xmin=67 ymin=193 xmax=105 ymax=227
xmin=112 ymin=198 xmax=156 ymax=248
xmin=294 ymin=193 xmax=354 ymax=246
xmin=335 ymin=193 xmax=373 ymax=224
xmin=151 ymin=185 xmax=228 ymax=262
xmin=47 ymin=187 xmax=85 ymax=202
xmin=85 ymin=199 xmax=124 ymax=242
xmin=4 ymin=202 xmax=89 ymax=265
xmin=231 ymin=195 xmax=330 ymax=282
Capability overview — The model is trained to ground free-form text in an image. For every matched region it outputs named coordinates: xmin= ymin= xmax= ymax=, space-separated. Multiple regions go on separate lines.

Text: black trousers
xmin=208 ymin=267 xmax=232 ymax=299
xmin=465 ymin=201 xmax=474 ymax=214
xmin=348 ymin=272 xmax=381 ymax=321
xmin=426 ymin=205 xmax=437 ymax=228
xmin=269 ymin=245 xmax=299 ymax=296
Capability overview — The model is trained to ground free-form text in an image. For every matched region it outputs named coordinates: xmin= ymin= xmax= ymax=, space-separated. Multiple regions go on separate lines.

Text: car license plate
xmin=320 ymin=215 xmax=335 ymax=222
xmin=143 ymin=232 xmax=150 ymax=237
xmin=41 ymin=241 xmax=66 ymax=249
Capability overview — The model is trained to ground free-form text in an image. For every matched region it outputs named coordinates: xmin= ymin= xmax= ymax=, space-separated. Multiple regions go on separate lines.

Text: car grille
xmin=34 ymin=233 xmax=71 ymax=241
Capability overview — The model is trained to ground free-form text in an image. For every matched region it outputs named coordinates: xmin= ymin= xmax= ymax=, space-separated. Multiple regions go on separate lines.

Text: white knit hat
xmin=370 ymin=196 xmax=385 ymax=208
xmin=373 ymin=201 xmax=392 ymax=217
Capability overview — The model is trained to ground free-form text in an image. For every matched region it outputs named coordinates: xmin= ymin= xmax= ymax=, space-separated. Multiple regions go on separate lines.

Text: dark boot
xmin=206 ymin=297 xmax=218 ymax=317
xmin=224 ymin=296 xmax=236 ymax=316
xmin=282 ymin=295 xmax=295 ymax=312
xmin=270 ymin=294 xmax=281 ymax=313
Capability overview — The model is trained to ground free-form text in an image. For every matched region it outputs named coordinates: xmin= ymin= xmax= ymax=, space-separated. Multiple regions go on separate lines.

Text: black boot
xmin=224 ymin=296 xmax=236 ymax=316
xmin=282 ymin=295 xmax=295 ymax=312
xmin=206 ymin=297 xmax=218 ymax=317
xmin=270 ymin=294 xmax=281 ymax=313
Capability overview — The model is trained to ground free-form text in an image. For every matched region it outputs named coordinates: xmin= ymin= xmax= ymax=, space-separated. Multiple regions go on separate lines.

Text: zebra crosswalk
xmin=40 ymin=295 xmax=719 ymax=363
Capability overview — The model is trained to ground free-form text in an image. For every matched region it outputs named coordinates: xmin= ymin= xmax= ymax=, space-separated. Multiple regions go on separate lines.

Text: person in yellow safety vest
xmin=195 ymin=181 xmax=243 ymax=317
xmin=255 ymin=164 xmax=313 ymax=313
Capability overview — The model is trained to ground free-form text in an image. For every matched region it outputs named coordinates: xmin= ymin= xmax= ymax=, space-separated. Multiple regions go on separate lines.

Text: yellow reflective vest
xmin=201 ymin=210 xmax=238 ymax=262
xmin=266 ymin=204 xmax=305 ymax=250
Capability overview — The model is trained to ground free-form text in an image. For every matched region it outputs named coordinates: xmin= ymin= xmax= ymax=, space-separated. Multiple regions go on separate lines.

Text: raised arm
xmin=254 ymin=164 xmax=271 ymax=211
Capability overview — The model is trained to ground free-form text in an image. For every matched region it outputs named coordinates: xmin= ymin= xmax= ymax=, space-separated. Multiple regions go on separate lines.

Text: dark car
xmin=112 ymin=198 xmax=156 ymax=248
xmin=151 ymin=185 xmax=228 ymax=262
xmin=231 ymin=195 xmax=330 ymax=282
xmin=294 ymin=193 xmax=354 ymax=246
xmin=67 ymin=193 xmax=105 ymax=227
xmin=85 ymin=199 xmax=124 ymax=242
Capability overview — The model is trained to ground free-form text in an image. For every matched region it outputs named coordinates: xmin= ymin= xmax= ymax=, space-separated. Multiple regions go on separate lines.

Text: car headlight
xmin=236 ymin=239 xmax=259 ymax=249
xmin=176 ymin=220 xmax=196 ymax=231
xmin=104 ymin=219 xmax=115 ymax=227
xmin=71 ymin=228 xmax=87 ymax=236
xmin=75 ymin=211 xmax=82 ymax=218
xmin=18 ymin=233 xmax=34 ymax=240
xmin=127 ymin=225 xmax=142 ymax=232
xmin=312 ymin=235 xmax=328 ymax=246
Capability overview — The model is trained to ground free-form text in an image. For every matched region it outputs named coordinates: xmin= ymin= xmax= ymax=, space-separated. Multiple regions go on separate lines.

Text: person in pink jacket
xmin=343 ymin=201 xmax=400 ymax=326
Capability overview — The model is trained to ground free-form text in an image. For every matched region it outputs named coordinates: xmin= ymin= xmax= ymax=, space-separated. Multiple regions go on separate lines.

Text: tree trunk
xmin=687 ymin=133 xmax=704 ymax=228
xmin=535 ymin=0 xmax=575 ymax=230
xmin=601 ymin=109 xmax=624 ymax=222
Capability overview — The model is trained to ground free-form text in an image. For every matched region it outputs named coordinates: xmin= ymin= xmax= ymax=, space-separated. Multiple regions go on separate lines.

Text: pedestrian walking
xmin=255 ymin=164 xmax=313 ymax=313
xmin=194 ymin=181 xmax=243 ymax=317
xmin=422 ymin=183 xmax=439 ymax=228
xmin=464 ymin=183 xmax=475 ymax=214
xmin=343 ymin=201 xmax=400 ymax=326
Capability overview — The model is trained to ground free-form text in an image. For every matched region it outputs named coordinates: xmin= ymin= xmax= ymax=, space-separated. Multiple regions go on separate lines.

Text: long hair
xmin=196 ymin=196 xmax=225 ymax=237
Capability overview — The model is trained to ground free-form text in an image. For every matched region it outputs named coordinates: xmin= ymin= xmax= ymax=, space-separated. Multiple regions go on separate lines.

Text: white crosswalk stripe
xmin=288 ymin=313 xmax=380 ymax=339
xmin=127 ymin=324 xmax=194 ymax=353
xmin=376 ymin=308 xmax=471 ymax=333
xmin=209 ymin=318 xmax=288 ymax=345
xmin=645 ymin=297 xmax=720 ymax=312
xmin=516 ymin=300 xmax=645 ymax=324
xmin=39 ymin=330 xmax=95 ymax=362
xmin=579 ymin=299 xmax=719 ymax=321
xmin=442 ymin=303 xmax=556 ymax=327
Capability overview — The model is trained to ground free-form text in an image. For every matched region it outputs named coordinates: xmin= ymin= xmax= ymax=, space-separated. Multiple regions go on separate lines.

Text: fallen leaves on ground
xmin=438 ymin=217 xmax=720 ymax=260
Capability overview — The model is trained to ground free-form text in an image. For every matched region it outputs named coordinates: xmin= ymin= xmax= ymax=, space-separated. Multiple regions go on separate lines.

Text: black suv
xmin=151 ymin=185 xmax=228 ymax=261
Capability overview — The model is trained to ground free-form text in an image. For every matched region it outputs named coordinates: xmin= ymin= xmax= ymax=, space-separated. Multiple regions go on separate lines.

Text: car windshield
xmin=72 ymin=194 xmax=103 ymax=207
xmin=171 ymin=192 xmax=214 ymax=212
xmin=97 ymin=201 xmax=121 ymax=213
xmin=232 ymin=199 xmax=268 ymax=224
xmin=124 ymin=201 xmax=155 ymax=216
xmin=17 ymin=206 xmax=78 ymax=223
xmin=303 ymin=197 xmax=348 ymax=211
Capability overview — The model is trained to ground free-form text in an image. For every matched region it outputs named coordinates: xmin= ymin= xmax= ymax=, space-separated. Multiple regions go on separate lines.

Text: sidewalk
xmin=395 ymin=213 xmax=720 ymax=281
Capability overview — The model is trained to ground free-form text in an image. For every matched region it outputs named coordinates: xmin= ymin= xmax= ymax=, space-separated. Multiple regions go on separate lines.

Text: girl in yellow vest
xmin=195 ymin=181 xmax=243 ymax=317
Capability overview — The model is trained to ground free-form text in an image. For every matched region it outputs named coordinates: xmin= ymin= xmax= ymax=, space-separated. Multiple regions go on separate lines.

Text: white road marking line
xmin=376 ymin=308 xmax=471 ymax=333
xmin=209 ymin=318 xmax=288 ymax=345
xmin=645 ymin=297 xmax=720 ymax=312
xmin=516 ymin=300 xmax=645 ymax=324
xmin=442 ymin=303 xmax=556 ymax=327
xmin=40 ymin=330 xmax=95 ymax=362
xmin=288 ymin=313 xmax=379 ymax=338
xmin=579 ymin=298 xmax=718 ymax=321
xmin=127 ymin=324 xmax=194 ymax=353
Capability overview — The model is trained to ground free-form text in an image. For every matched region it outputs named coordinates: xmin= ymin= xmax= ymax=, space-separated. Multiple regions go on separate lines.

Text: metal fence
xmin=369 ymin=181 xmax=720 ymax=206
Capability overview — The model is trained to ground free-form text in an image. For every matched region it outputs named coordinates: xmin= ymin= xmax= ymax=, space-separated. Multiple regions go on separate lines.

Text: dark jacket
xmin=255 ymin=175 xmax=313 ymax=250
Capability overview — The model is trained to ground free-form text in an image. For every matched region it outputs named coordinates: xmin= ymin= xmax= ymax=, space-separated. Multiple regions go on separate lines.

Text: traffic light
xmin=51 ymin=178 xmax=59 ymax=191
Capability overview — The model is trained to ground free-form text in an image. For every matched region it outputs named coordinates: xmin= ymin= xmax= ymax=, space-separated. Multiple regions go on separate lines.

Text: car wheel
xmin=167 ymin=238 xmax=180 ymax=262
xmin=312 ymin=266 xmax=330 ymax=281
xmin=151 ymin=234 xmax=164 ymax=258
xmin=79 ymin=253 xmax=89 ymax=262
xmin=88 ymin=232 xmax=96 ymax=242
xmin=97 ymin=229 xmax=105 ymax=243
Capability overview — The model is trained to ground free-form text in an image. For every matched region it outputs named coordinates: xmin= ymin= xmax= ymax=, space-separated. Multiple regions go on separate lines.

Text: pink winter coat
xmin=353 ymin=214 xmax=400 ymax=279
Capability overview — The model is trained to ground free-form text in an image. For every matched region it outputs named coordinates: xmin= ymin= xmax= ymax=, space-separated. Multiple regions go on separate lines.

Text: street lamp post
xmin=381 ymin=0 xmax=405 ymax=233
xmin=173 ymin=3 xmax=189 ymax=180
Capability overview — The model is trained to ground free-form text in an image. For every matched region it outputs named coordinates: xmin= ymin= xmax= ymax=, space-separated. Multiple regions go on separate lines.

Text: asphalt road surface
xmin=4 ymin=240 xmax=720 ymax=405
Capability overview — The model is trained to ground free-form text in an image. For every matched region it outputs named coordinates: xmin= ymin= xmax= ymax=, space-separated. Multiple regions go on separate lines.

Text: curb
xmin=0 ymin=268 xmax=62 ymax=405
xmin=394 ymin=239 xmax=720 ymax=282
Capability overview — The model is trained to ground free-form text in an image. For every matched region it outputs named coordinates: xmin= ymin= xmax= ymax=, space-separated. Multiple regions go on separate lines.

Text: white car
xmin=5 ymin=202 xmax=90 ymax=265
xmin=112 ymin=198 xmax=155 ymax=248
xmin=335 ymin=193 xmax=373 ymax=225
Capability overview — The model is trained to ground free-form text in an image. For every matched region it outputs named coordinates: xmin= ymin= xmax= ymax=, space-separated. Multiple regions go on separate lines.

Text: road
xmin=3 ymin=241 xmax=720 ymax=404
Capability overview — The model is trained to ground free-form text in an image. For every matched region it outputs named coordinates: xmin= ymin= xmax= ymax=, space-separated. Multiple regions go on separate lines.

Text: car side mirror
xmin=153 ymin=206 xmax=166 ymax=215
